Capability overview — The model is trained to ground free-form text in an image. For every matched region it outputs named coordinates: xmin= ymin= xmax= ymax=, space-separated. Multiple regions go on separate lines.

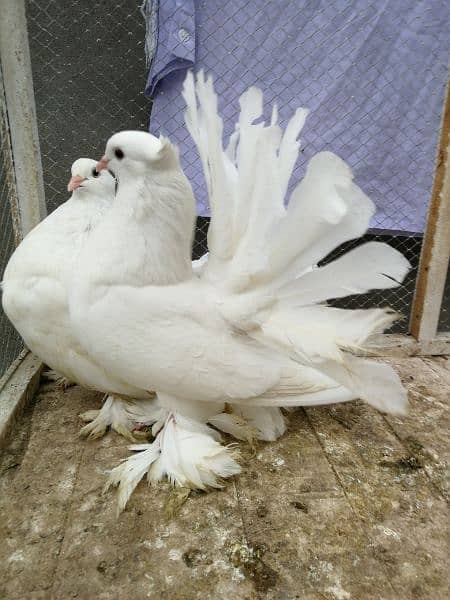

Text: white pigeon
xmin=69 ymin=72 xmax=410 ymax=511
xmin=1 ymin=158 xmax=159 ymax=440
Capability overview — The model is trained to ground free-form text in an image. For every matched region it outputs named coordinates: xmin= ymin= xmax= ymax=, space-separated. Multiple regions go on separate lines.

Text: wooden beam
xmin=356 ymin=333 xmax=450 ymax=358
xmin=0 ymin=0 xmax=46 ymax=236
xmin=0 ymin=66 xmax=22 ymax=244
xmin=0 ymin=352 xmax=43 ymax=449
xmin=410 ymin=78 xmax=450 ymax=340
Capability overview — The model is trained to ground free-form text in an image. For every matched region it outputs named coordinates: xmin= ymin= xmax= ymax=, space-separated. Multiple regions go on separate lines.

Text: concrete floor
xmin=0 ymin=357 xmax=449 ymax=599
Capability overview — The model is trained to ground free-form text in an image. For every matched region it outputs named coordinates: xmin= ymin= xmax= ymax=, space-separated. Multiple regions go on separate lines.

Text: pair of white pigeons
xmin=2 ymin=72 xmax=410 ymax=511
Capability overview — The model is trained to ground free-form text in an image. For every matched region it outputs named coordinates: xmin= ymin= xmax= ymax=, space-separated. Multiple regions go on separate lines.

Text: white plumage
xmin=67 ymin=72 xmax=410 ymax=508
xmin=1 ymin=159 xmax=159 ymax=439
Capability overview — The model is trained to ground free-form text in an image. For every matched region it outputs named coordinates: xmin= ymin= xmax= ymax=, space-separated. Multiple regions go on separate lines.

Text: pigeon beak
xmin=67 ymin=175 xmax=85 ymax=192
xmin=96 ymin=155 xmax=109 ymax=173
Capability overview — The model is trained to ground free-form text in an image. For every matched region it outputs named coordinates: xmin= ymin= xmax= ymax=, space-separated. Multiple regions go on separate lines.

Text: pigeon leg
xmin=79 ymin=395 xmax=160 ymax=442
xmin=105 ymin=408 xmax=241 ymax=514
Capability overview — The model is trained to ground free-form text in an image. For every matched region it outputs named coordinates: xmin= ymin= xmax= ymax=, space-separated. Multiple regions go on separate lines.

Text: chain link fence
xmin=26 ymin=0 xmax=151 ymax=213
xmin=23 ymin=1 xmax=450 ymax=336
xmin=0 ymin=66 xmax=23 ymax=381
xmin=439 ymin=264 xmax=450 ymax=332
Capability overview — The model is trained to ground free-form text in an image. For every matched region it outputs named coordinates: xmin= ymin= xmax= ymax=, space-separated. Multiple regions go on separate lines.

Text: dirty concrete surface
xmin=0 ymin=357 xmax=449 ymax=599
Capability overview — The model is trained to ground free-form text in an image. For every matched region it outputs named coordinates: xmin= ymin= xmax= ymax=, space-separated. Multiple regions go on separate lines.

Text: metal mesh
xmin=148 ymin=2 xmax=448 ymax=225
xmin=320 ymin=232 xmax=423 ymax=333
xmin=24 ymin=1 xmax=449 ymax=334
xmin=26 ymin=0 xmax=151 ymax=213
xmin=147 ymin=1 xmax=448 ymax=333
xmin=193 ymin=219 xmax=421 ymax=333
xmin=0 ymin=67 xmax=23 ymax=381
xmin=438 ymin=263 xmax=450 ymax=333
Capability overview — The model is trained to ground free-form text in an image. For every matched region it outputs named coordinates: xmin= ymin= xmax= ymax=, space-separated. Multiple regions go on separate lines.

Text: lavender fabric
xmin=145 ymin=0 xmax=450 ymax=233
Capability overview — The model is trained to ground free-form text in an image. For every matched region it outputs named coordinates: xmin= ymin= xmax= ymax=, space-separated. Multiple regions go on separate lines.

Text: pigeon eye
xmin=92 ymin=168 xmax=99 ymax=178
xmin=115 ymin=148 xmax=124 ymax=160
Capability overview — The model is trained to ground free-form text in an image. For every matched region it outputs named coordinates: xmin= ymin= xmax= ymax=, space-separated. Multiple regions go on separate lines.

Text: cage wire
xmin=24 ymin=0 xmax=450 ymax=335
xmin=0 ymin=67 xmax=23 ymax=381
xmin=439 ymin=264 xmax=450 ymax=332
xmin=26 ymin=0 xmax=151 ymax=214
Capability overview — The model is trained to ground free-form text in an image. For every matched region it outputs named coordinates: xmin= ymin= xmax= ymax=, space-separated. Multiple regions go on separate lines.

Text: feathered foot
xmin=209 ymin=405 xmax=286 ymax=443
xmin=105 ymin=411 xmax=241 ymax=514
xmin=43 ymin=369 xmax=75 ymax=391
xmin=79 ymin=395 xmax=161 ymax=442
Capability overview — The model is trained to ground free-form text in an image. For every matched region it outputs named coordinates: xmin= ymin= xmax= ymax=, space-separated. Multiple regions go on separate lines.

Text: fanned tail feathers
xmin=183 ymin=72 xmax=410 ymax=414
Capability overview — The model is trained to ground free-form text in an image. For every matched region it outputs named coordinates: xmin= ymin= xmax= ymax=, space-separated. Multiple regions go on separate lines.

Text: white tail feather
xmin=246 ymin=386 xmax=356 ymax=407
xmin=183 ymin=71 xmax=236 ymax=261
xmin=279 ymin=242 xmax=411 ymax=305
xmin=277 ymin=107 xmax=309 ymax=202
xmin=256 ymin=305 xmax=398 ymax=363
xmin=263 ymin=152 xmax=376 ymax=290
xmin=320 ymin=354 xmax=408 ymax=415
xmin=183 ymin=73 xmax=408 ymax=416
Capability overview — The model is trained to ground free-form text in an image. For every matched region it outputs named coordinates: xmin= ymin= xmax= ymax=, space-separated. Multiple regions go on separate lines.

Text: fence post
xmin=0 ymin=0 xmax=46 ymax=237
xmin=410 ymin=79 xmax=450 ymax=341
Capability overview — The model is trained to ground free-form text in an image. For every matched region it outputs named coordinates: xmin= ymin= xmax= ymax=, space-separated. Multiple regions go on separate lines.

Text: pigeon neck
xmin=70 ymin=188 xmax=92 ymax=202
xmin=88 ymin=169 xmax=196 ymax=288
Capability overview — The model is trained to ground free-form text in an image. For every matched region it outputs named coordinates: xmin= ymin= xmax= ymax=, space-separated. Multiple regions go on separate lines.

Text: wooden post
xmin=410 ymin=79 xmax=450 ymax=341
xmin=0 ymin=0 xmax=46 ymax=236
xmin=0 ymin=1 xmax=45 ymax=432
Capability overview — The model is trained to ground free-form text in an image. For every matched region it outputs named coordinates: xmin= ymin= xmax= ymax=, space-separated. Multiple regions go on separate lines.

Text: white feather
xmin=69 ymin=75 xmax=410 ymax=510
xmin=105 ymin=443 xmax=161 ymax=514
xmin=183 ymin=71 xmax=236 ymax=261
xmin=319 ymin=354 xmax=408 ymax=415
xmin=209 ymin=405 xmax=286 ymax=442
xmin=257 ymin=305 xmax=399 ymax=363
xmin=233 ymin=405 xmax=286 ymax=441
xmin=192 ymin=252 xmax=209 ymax=276
xmin=1 ymin=158 xmax=157 ymax=440
xmin=279 ymin=242 xmax=411 ymax=305
xmin=106 ymin=411 xmax=241 ymax=511
xmin=208 ymin=412 xmax=256 ymax=441
xmin=263 ymin=152 xmax=376 ymax=290
xmin=2 ymin=160 xmax=115 ymax=387
xmin=277 ymin=107 xmax=309 ymax=200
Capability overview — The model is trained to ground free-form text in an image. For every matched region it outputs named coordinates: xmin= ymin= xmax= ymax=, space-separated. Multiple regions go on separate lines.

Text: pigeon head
xmin=67 ymin=158 xmax=115 ymax=196
xmin=97 ymin=131 xmax=178 ymax=181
